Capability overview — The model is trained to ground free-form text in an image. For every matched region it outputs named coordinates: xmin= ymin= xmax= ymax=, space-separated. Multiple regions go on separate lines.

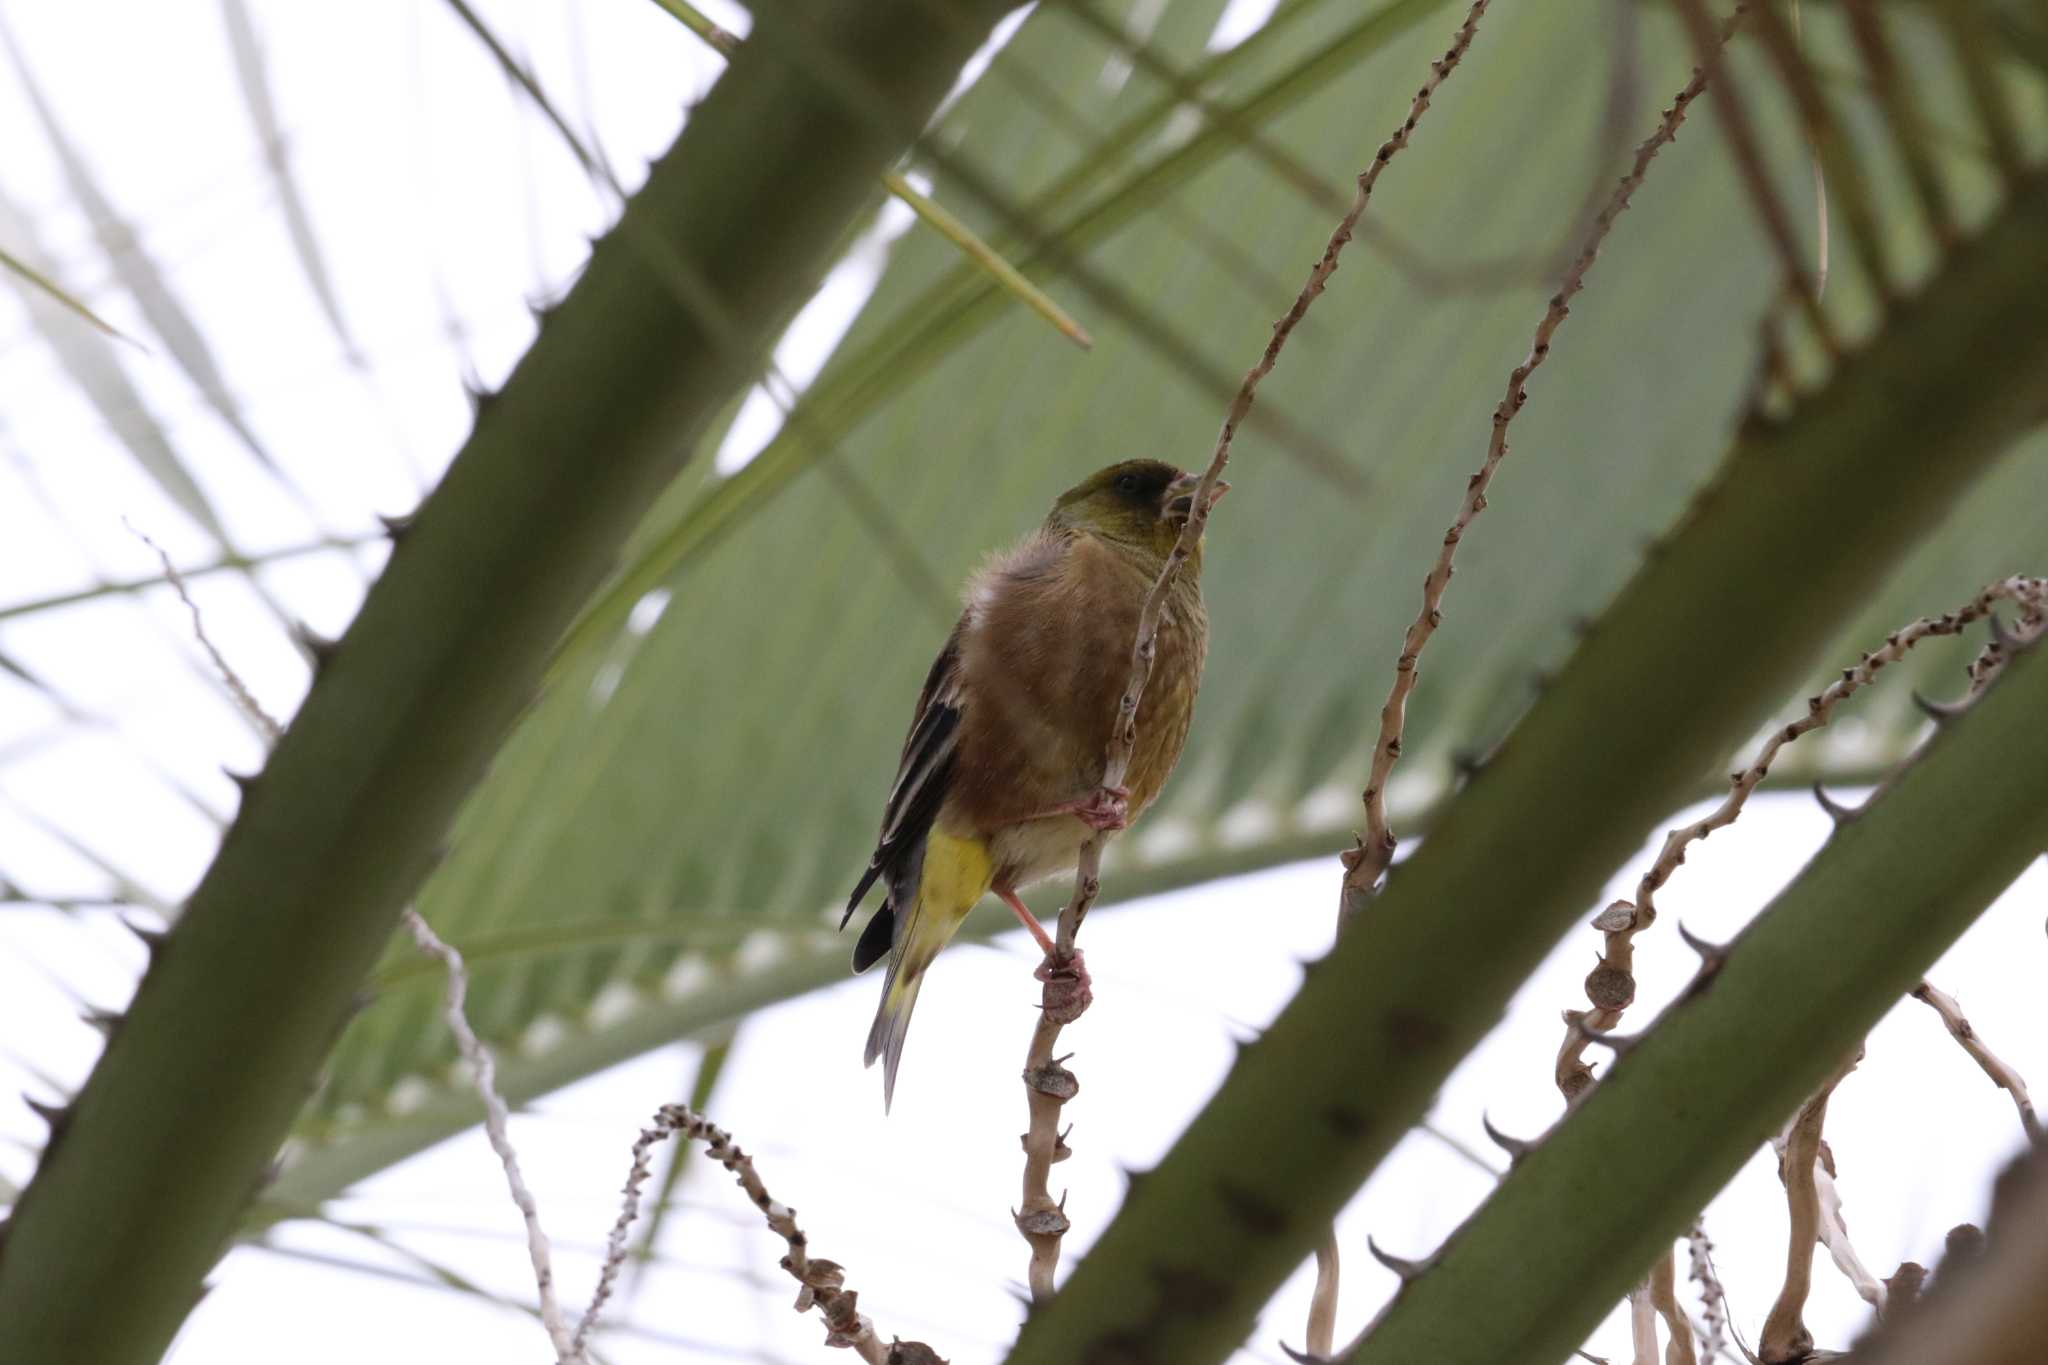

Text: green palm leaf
xmin=282 ymin=0 xmax=2048 ymax=1207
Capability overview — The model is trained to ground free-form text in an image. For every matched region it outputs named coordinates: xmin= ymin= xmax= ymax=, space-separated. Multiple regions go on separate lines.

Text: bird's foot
xmin=1035 ymin=947 xmax=1092 ymax=1025
xmin=1060 ymin=785 xmax=1130 ymax=833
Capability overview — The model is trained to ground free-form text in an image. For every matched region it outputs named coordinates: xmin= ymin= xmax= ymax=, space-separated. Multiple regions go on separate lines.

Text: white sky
xmin=1 ymin=1 xmax=2041 ymax=1362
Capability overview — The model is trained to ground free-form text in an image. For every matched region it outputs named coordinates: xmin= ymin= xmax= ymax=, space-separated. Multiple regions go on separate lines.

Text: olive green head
xmin=1046 ymin=459 xmax=1229 ymax=559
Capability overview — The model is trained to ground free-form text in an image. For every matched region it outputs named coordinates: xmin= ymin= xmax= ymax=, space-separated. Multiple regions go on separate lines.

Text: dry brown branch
xmin=1671 ymin=0 xmax=1837 ymax=355
xmin=1341 ymin=13 xmax=1732 ymax=918
xmin=1760 ymin=1052 xmax=1860 ymax=1362
xmin=1913 ymin=982 xmax=2042 ymax=1142
xmin=1650 ymin=1249 xmax=1700 ymax=1364
xmin=1017 ymin=0 xmax=1496 ymax=1310
xmin=589 ymin=1103 xmax=933 ymax=1364
xmin=403 ymin=908 xmax=581 ymax=1363
xmin=1629 ymin=1283 xmax=1661 ymax=1365
xmin=1555 ymin=575 xmax=2048 ymax=1095
xmin=1352 ymin=0 xmax=1645 ymax=301
xmin=1808 ymin=1134 xmax=1885 ymax=1314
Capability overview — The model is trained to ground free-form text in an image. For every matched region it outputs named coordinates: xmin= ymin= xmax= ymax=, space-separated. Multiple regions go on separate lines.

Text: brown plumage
xmin=842 ymin=459 xmax=1224 ymax=1107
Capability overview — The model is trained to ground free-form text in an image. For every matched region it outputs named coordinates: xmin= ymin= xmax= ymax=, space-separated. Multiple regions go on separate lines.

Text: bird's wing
xmin=843 ymin=617 xmax=967 ymax=966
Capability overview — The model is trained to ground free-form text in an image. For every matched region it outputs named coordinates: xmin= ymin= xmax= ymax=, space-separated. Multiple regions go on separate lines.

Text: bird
xmin=841 ymin=458 xmax=1226 ymax=1108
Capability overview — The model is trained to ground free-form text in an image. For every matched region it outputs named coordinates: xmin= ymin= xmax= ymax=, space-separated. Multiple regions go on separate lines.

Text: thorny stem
xmin=132 ymin=515 xmax=585 ymax=1360
xmin=1546 ymin=577 xmax=2042 ymax=1355
xmin=588 ymin=1104 xmax=931 ymax=1364
xmin=1556 ymin=574 xmax=2048 ymax=1097
xmin=1016 ymin=0 xmax=1496 ymax=1311
xmin=1913 ymin=981 xmax=2042 ymax=1142
xmin=1339 ymin=13 xmax=1731 ymax=921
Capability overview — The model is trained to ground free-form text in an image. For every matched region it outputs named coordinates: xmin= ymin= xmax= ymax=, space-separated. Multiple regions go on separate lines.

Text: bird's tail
xmin=863 ymin=828 xmax=991 ymax=1110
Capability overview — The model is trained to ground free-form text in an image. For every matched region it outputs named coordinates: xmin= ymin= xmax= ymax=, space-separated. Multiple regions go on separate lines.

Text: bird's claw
xmin=1073 ymin=786 xmax=1130 ymax=832
xmin=1035 ymin=948 xmax=1092 ymax=1024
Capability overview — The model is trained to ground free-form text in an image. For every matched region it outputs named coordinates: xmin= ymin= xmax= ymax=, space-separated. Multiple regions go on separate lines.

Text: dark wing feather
xmin=844 ymin=620 xmax=966 ymax=970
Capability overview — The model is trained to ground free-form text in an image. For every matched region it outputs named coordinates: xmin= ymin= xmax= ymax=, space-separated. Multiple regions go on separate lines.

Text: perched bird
xmin=842 ymin=459 xmax=1226 ymax=1107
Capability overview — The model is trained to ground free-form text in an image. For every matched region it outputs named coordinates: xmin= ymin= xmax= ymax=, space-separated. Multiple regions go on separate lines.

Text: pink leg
xmin=1031 ymin=785 xmax=1130 ymax=832
xmin=995 ymin=884 xmax=1058 ymax=958
xmin=998 ymin=885 xmax=1092 ymax=1020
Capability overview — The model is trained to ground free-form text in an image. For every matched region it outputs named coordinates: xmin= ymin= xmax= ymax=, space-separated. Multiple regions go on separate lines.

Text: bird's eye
xmin=1112 ymin=473 xmax=1142 ymax=495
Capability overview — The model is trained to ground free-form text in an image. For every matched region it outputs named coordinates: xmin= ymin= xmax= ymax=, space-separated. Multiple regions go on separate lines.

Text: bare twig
xmin=1341 ymin=14 xmax=1731 ymax=917
xmin=1018 ymin=0 xmax=1497 ymax=1308
xmin=1556 ymin=574 xmax=2048 ymax=1095
xmin=579 ymin=1113 xmax=676 ymax=1355
xmin=1629 ymin=1282 xmax=1661 ymax=1365
xmin=1671 ymin=0 xmax=1837 ymax=355
xmin=581 ymin=1103 xmax=932 ymax=1363
xmin=1760 ymin=1054 xmax=1861 ymax=1361
xmin=1809 ymin=1133 xmax=1886 ymax=1313
xmin=125 ymin=519 xmax=284 ymax=744
xmin=1913 ymin=982 xmax=2042 ymax=1142
xmin=1687 ymin=1220 xmax=1730 ymax=1361
xmin=1650 ymin=1249 xmax=1700 ymax=1364
xmin=403 ymin=908 xmax=580 ymax=1363
xmin=131 ymin=515 xmax=588 ymax=1359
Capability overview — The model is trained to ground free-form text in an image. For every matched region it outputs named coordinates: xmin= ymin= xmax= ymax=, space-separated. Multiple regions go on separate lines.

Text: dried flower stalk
xmin=1686 ymin=1220 xmax=1728 ymax=1360
xmin=1017 ymin=0 xmax=1495 ymax=1309
xmin=1340 ymin=18 xmax=1730 ymax=917
xmin=1557 ymin=575 xmax=2048 ymax=1095
xmin=1253 ymin=0 xmax=1500 ymax=1344
xmin=403 ymin=908 xmax=581 ymax=1363
xmin=134 ymin=516 xmax=586 ymax=1359
xmin=586 ymin=1103 xmax=932 ymax=1363
xmin=1913 ymin=982 xmax=2041 ymax=1142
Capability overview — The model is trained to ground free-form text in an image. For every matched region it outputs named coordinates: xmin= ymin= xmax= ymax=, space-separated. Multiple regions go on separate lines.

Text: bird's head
xmin=1046 ymin=459 xmax=1230 ymax=560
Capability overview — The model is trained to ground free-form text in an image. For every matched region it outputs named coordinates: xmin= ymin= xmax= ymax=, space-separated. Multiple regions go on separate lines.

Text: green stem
xmin=1346 ymin=640 xmax=2048 ymax=1364
xmin=1004 ymin=170 xmax=2048 ymax=1365
xmin=0 ymin=5 xmax=1019 ymax=1361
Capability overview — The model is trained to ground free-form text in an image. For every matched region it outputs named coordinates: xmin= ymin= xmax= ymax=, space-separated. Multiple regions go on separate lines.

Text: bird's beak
xmin=1166 ymin=474 xmax=1231 ymax=519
